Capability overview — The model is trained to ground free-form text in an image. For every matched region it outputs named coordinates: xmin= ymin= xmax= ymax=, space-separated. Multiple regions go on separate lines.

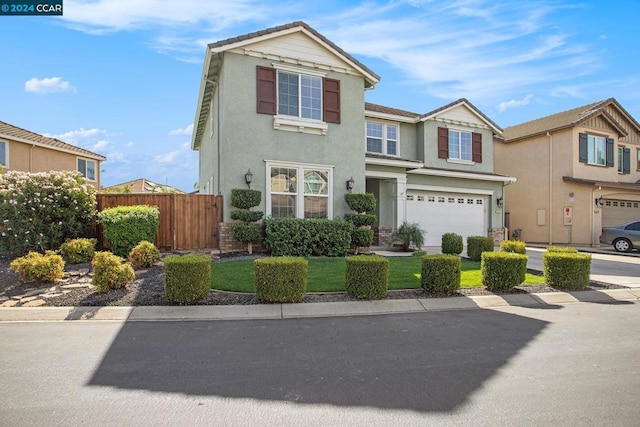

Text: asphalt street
xmin=2 ymin=301 xmax=639 ymax=426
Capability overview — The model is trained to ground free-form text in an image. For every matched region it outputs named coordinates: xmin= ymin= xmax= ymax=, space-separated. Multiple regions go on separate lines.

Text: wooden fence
xmin=96 ymin=194 xmax=223 ymax=250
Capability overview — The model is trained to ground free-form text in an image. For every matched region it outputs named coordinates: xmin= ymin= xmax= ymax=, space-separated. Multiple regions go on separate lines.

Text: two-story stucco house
xmin=0 ymin=120 xmax=106 ymax=189
xmin=191 ymin=22 xmax=514 ymax=249
xmin=494 ymin=98 xmax=640 ymax=246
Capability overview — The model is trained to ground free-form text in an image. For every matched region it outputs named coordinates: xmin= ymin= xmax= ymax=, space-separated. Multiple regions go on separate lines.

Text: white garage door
xmin=602 ymin=199 xmax=640 ymax=227
xmin=406 ymin=192 xmax=488 ymax=246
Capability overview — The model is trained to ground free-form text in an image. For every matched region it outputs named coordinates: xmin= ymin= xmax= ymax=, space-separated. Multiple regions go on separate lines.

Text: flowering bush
xmin=128 ymin=240 xmax=160 ymax=269
xmin=91 ymin=251 xmax=135 ymax=293
xmin=60 ymin=238 xmax=97 ymax=264
xmin=0 ymin=170 xmax=96 ymax=254
xmin=10 ymin=251 xmax=65 ymax=283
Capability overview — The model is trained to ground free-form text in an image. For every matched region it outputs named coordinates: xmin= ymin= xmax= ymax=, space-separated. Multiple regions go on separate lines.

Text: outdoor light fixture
xmin=497 ymin=196 xmax=504 ymax=208
xmin=244 ymin=169 xmax=253 ymax=189
xmin=346 ymin=176 xmax=355 ymax=191
xmin=595 ymin=196 xmax=604 ymax=208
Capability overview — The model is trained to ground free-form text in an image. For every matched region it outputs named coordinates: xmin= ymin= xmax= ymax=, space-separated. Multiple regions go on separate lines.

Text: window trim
xmin=266 ymin=161 xmax=334 ymax=219
xmin=77 ymin=157 xmax=97 ymax=181
xmin=637 ymin=148 xmax=640 ymax=171
xmin=277 ymin=70 xmax=323 ymax=121
xmin=365 ymin=120 xmax=399 ymax=157
xmin=619 ymin=146 xmax=624 ymax=173
xmin=447 ymin=128 xmax=473 ymax=163
xmin=586 ymin=134 xmax=606 ymax=166
xmin=0 ymin=140 xmax=8 ymax=168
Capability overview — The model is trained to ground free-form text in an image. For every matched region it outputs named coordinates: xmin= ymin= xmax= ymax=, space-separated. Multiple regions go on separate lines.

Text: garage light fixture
xmin=346 ymin=176 xmax=355 ymax=192
xmin=595 ymin=196 xmax=604 ymax=208
xmin=244 ymin=169 xmax=253 ymax=189
xmin=496 ymin=196 xmax=503 ymax=208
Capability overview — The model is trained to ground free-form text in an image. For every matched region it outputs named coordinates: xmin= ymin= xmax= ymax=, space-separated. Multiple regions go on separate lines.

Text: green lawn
xmin=211 ymin=256 xmax=546 ymax=293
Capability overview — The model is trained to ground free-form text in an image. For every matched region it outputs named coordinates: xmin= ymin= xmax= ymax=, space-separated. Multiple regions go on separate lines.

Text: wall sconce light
xmin=594 ymin=196 xmax=604 ymax=208
xmin=497 ymin=196 xmax=504 ymax=208
xmin=244 ymin=169 xmax=253 ymax=189
xmin=346 ymin=176 xmax=355 ymax=191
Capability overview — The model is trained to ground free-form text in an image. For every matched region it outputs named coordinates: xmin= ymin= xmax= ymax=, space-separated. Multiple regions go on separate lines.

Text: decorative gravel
xmin=0 ymin=254 xmax=624 ymax=308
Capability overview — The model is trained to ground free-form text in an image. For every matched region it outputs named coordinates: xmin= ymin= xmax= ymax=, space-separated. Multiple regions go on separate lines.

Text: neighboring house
xmin=191 ymin=21 xmax=514 ymax=249
xmin=102 ymin=178 xmax=185 ymax=194
xmin=0 ymin=120 xmax=106 ymax=189
xmin=494 ymin=98 xmax=640 ymax=246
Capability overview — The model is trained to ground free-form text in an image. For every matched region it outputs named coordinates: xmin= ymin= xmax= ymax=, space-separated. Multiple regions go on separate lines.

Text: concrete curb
xmin=0 ymin=289 xmax=638 ymax=322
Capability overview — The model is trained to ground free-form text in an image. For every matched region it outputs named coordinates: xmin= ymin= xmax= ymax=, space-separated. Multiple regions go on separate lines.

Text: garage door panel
xmin=407 ymin=192 xmax=487 ymax=246
xmin=602 ymin=199 xmax=640 ymax=227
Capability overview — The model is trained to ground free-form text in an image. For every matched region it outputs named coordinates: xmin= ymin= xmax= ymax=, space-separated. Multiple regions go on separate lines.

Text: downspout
xmin=547 ymin=132 xmax=553 ymax=245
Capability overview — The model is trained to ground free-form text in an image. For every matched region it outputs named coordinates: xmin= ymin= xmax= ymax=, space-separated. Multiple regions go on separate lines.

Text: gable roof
xmin=0 ymin=120 xmax=106 ymax=161
xmin=192 ymin=21 xmax=380 ymax=150
xmin=502 ymin=98 xmax=640 ymax=142
xmin=103 ymin=178 xmax=184 ymax=193
xmin=421 ymin=98 xmax=503 ymax=134
xmin=365 ymin=102 xmax=420 ymax=122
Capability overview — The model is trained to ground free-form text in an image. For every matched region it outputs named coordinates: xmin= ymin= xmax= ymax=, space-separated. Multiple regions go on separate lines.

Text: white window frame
xmin=276 ymin=70 xmax=322 ymax=121
xmin=0 ymin=140 xmax=8 ymax=168
xmin=587 ymin=135 xmax=606 ymax=166
xmin=266 ymin=161 xmax=334 ymax=219
xmin=77 ymin=158 xmax=96 ymax=181
xmin=366 ymin=121 xmax=399 ymax=156
xmin=448 ymin=129 xmax=473 ymax=162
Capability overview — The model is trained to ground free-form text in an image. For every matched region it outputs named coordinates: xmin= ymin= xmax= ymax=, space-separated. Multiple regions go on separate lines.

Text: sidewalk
xmin=1 ymin=288 xmax=638 ymax=322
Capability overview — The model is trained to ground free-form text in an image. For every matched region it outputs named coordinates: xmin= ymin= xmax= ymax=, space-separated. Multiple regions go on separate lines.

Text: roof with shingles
xmin=208 ymin=21 xmax=381 ymax=83
xmin=365 ymin=102 xmax=420 ymax=119
xmin=502 ymin=98 xmax=640 ymax=142
xmin=0 ymin=120 xmax=106 ymax=160
xmin=421 ymin=98 xmax=503 ymax=134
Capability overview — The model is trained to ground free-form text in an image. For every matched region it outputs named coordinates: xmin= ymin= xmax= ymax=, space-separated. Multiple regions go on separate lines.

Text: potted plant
xmin=393 ymin=221 xmax=424 ymax=252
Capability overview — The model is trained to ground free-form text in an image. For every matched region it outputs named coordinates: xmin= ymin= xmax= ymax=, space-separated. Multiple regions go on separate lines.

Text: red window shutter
xmin=256 ymin=66 xmax=276 ymax=115
xmin=472 ymin=132 xmax=482 ymax=163
xmin=323 ymin=78 xmax=340 ymax=124
xmin=438 ymin=127 xmax=449 ymax=159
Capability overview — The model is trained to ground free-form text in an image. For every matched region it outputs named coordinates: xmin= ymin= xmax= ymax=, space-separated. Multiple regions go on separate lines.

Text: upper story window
xmin=256 ymin=66 xmax=340 ymax=135
xmin=437 ymin=127 xmax=482 ymax=163
xmin=0 ymin=140 xmax=7 ymax=168
xmin=448 ymin=129 xmax=472 ymax=161
xmin=366 ymin=121 xmax=398 ymax=156
xmin=77 ymin=158 xmax=96 ymax=181
xmin=278 ymin=71 xmax=322 ymax=120
xmin=637 ymin=148 xmax=640 ymax=170
xmin=578 ymin=132 xmax=613 ymax=167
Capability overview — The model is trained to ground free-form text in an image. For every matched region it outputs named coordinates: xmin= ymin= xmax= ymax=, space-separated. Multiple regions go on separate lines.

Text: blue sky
xmin=1 ymin=0 xmax=639 ymax=192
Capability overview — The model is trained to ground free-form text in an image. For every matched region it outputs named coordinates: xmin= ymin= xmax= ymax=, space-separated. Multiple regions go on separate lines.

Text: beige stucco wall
xmin=2 ymin=138 xmax=101 ymax=189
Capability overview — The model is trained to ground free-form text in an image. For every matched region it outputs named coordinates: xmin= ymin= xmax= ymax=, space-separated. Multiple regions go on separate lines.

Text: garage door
xmin=406 ymin=192 xmax=488 ymax=246
xmin=602 ymin=199 xmax=640 ymax=227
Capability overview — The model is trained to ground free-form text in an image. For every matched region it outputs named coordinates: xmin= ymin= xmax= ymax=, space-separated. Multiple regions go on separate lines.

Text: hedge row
xmin=263 ymin=218 xmax=351 ymax=257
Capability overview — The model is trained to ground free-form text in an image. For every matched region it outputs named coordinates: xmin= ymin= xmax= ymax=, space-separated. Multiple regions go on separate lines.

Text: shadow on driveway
xmin=89 ymin=310 xmax=548 ymax=412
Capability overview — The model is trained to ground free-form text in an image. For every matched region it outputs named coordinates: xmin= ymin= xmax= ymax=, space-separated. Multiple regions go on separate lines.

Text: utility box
xmin=563 ymin=207 xmax=573 ymax=226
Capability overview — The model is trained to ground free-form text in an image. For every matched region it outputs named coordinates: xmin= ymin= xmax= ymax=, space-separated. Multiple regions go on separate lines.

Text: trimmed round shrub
xmin=421 ymin=254 xmax=461 ymax=294
xmin=0 ymin=170 xmax=96 ymax=254
xmin=91 ymin=251 xmax=135 ymax=293
xmin=10 ymin=251 xmax=65 ymax=283
xmin=60 ymin=238 xmax=97 ymax=264
xmin=481 ymin=252 xmax=528 ymax=292
xmin=344 ymin=213 xmax=377 ymax=228
xmin=254 ymin=257 xmax=307 ymax=303
xmin=467 ymin=236 xmax=495 ymax=261
xmin=98 ymin=205 xmax=160 ymax=257
xmin=231 ymin=223 xmax=261 ymax=244
xmin=345 ymin=255 xmax=389 ymax=299
xmin=500 ymin=240 xmax=526 ymax=254
xmin=442 ymin=233 xmax=463 ymax=255
xmin=128 ymin=240 xmax=160 ymax=269
xmin=230 ymin=210 xmax=264 ymax=222
xmin=351 ymin=228 xmax=374 ymax=248
xmin=543 ymin=252 xmax=591 ymax=290
xmin=164 ymin=254 xmax=212 ymax=302
xmin=546 ymin=246 xmax=578 ymax=253
xmin=230 ymin=189 xmax=261 ymax=210
xmin=344 ymin=193 xmax=376 ymax=213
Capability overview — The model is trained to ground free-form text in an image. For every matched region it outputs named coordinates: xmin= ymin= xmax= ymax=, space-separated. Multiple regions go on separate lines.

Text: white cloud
xmin=154 ymin=150 xmax=180 ymax=164
xmin=168 ymin=124 xmax=193 ymax=136
xmin=498 ymin=95 xmax=534 ymax=112
xmin=25 ymin=77 xmax=76 ymax=94
xmin=45 ymin=127 xmax=106 ymax=144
